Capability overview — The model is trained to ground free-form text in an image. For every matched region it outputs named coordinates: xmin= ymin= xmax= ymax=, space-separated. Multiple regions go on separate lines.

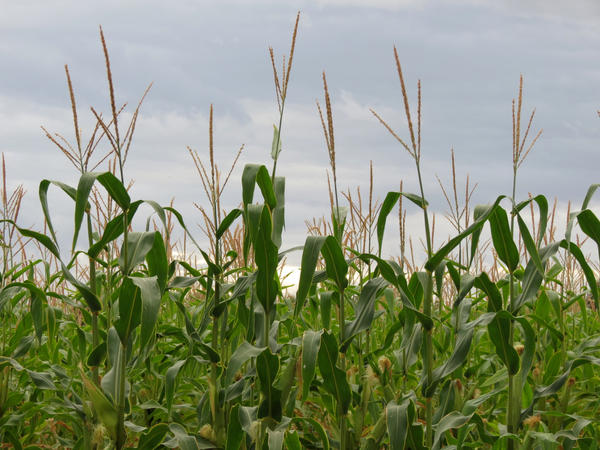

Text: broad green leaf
xmin=145 ymin=231 xmax=168 ymax=293
xmin=27 ymin=370 xmax=56 ymax=390
xmin=97 ymin=171 xmax=131 ymax=209
xmin=377 ymin=191 xmax=428 ymax=256
xmin=130 ymin=276 xmax=161 ymax=354
xmin=226 ymin=404 xmax=244 ymax=450
xmin=217 ymin=208 xmax=243 ymax=240
xmin=387 ymin=399 xmax=410 ymax=450
xmin=119 ymin=231 xmax=156 ymax=274
xmin=254 ymin=205 xmax=279 ymax=313
xmin=242 ymin=163 xmax=276 ymax=209
xmin=272 ymin=176 xmax=285 ymax=248
xmin=474 ymin=274 xmax=519 ymax=375
xmin=257 ymin=348 xmax=282 ymax=421
xmin=284 ymin=430 xmax=302 ymax=450
xmin=515 ymin=316 xmax=536 ymax=391
xmin=166 ymin=359 xmax=187 ymax=415
xmin=432 ymin=411 xmax=473 ymax=450
xmin=73 ymin=172 xmax=98 ymax=251
xmin=302 ymin=329 xmax=323 ymax=400
xmin=521 ymin=355 xmax=600 ymax=422
xmin=81 ymin=368 xmax=118 ymax=441
xmin=295 ymin=235 xmax=326 ymax=317
xmin=516 ymin=214 xmax=543 ymax=275
xmin=488 ymin=206 xmax=519 ymax=273
xmin=321 ymin=235 xmax=348 ymax=290
xmin=425 ymin=196 xmax=505 ymax=271
xmin=38 ymin=179 xmax=77 ymax=246
xmin=137 ymin=423 xmax=169 ymax=450
xmin=318 ymin=331 xmax=350 ymax=413
xmin=168 ymin=423 xmax=200 ymax=450
xmin=341 ymin=277 xmax=388 ymax=351
xmin=559 ymin=239 xmax=598 ymax=308
xmin=225 ymin=341 xmax=265 ymax=384
xmin=512 ymin=242 xmax=560 ymax=313
xmin=114 ymin=277 xmax=142 ymax=344
xmin=88 ymin=200 xmax=143 ymax=258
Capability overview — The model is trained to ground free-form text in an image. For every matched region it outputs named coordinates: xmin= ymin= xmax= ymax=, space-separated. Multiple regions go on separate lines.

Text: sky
xmin=1 ymin=0 xmax=599 ymax=267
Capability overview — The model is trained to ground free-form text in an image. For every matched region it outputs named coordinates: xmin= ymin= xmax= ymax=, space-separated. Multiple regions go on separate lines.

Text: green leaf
xmin=515 ymin=195 xmax=548 ymax=246
xmin=284 ymin=430 xmax=302 ymax=450
xmin=377 ymin=191 xmax=428 ymax=256
xmin=295 ymin=236 xmax=327 ymax=317
xmin=271 ymin=124 xmax=282 ymax=160
xmin=119 ymin=231 xmax=156 ymax=274
xmin=88 ymin=200 xmax=143 ymax=258
xmin=256 ymin=348 xmax=282 ymax=421
xmin=432 ymin=411 xmax=473 ymax=450
xmin=81 ymin=368 xmax=118 ymax=441
xmin=73 ymin=172 xmax=98 ymax=252
xmin=516 ymin=214 xmax=543 ymax=275
xmin=253 ymin=205 xmax=279 ymax=313
xmin=217 ymin=208 xmax=243 ymax=240
xmin=38 ymin=179 xmax=77 ymax=246
xmin=387 ymin=399 xmax=410 ymax=450
xmin=166 ymin=359 xmax=187 ymax=415
xmin=96 ymin=171 xmax=131 ymax=209
xmin=425 ymin=196 xmax=505 ymax=271
xmin=137 ymin=423 xmax=170 ymax=450
xmin=130 ymin=276 xmax=161 ymax=354
xmin=168 ymin=423 xmax=200 ymax=450
xmin=321 ymin=236 xmax=348 ymax=290
xmin=302 ymin=329 xmax=323 ymax=400
xmin=27 ymin=370 xmax=56 ymax=390
xmin=225 ymin=341 xmax=265 ymax=384
xmin=474 ymin=274 xmax=519 ymax=375
xmin=488 ymin=206 xmax=519 ymax=273
xmin=272 ymin=176 xmax=285 ymax=248
xmin=559 ymin=239 xmax=598 ymax=309
xmin=226 ymin=404 xmax=244 ymax=450
xmin=87 ymin=342 xmax=107 ymax=367
xmin=242 ymin=163 xmax=276 ymax=209
xmin=145 ymin=231 xmax=169 ymax=293
xmin=341 ymin=277 xmax=388 ymax=352
xmin=318 ymin=331 xmax=350 ymax=414
xmin=114 ymin=277 xmax=142 ymax=344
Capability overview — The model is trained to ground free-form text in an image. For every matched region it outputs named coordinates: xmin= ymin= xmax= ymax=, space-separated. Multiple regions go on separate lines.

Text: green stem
xmin=115 ymin=343 xmax=127 ymax=450
xmin=338 ymin=286 xmax=347 ymax=450
xmin=507 ymin=167 xmax=520 ymax=450
xmin=415 ymin=159 xmax=434 ymax=448
xmin=87 ymin=213 xmax=100 ymax=386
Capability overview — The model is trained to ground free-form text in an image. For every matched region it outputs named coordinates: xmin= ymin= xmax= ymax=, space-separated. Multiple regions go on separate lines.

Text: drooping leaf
xmin=130 ymin=276 xmax=161 ymax=354
xmin=387 ymin=399 xmax=410 ymax=450
xmin=295 ymin=236 xmax=326 ymax=317
xmin=302 ymin=329 xmax=323 ymax=400
xmin=114 ymin=277 xmax=142 ymax=344
xmin=341 ymin=277 xmax=388 ymax=351
xmin=119 ymin=231 xmax=156 ymax=274
xmin=318 ymin=331 xmax=350 ymax=413
xmin=488 ymin=206 xmax=519 ymax=273
xmin=256 ymin=348 xmax=282 ymax=421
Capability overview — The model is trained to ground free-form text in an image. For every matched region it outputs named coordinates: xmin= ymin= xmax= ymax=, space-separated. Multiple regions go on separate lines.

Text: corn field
xmin=1 ymin=14 xmax=599 ymax=450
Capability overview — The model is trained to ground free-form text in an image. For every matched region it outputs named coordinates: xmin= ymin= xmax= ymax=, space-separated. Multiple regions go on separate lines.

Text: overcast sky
xmin=1 ymin=0 xmax=599 ymax=265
